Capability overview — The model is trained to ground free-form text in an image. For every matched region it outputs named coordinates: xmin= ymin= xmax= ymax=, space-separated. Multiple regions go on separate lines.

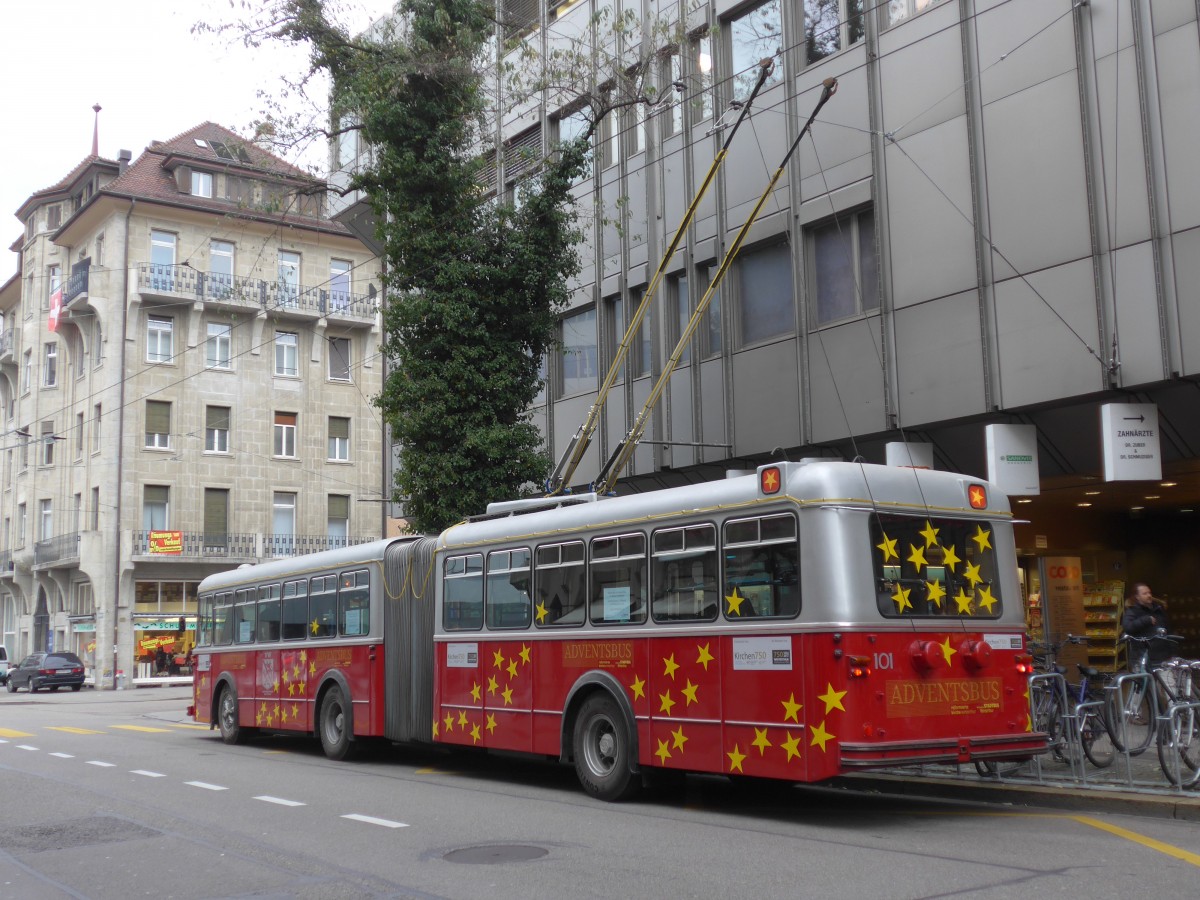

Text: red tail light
xmin=38 ymin=668 xmax=54 ymax=675
xmin=848 ymin=655 xmax=872 ymax=678
xmin=1015 ymin=654 xmax=1033 ymax=674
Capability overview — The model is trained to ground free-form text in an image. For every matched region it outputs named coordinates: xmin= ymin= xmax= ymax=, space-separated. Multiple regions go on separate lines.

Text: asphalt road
xmin=1 ymin=686 xmax=1198 ymax=899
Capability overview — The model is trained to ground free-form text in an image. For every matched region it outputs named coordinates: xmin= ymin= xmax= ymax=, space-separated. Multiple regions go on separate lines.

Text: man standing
xmin=1121 ymin=582 xmax=1172 ymax=666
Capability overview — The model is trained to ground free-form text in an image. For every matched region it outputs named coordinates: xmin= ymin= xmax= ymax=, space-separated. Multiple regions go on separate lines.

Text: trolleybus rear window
xmin=339 ymin=569 xmax=370 ymax=636
xmin=871 ymin=514 xmax=1002 ymax=618
xmin=722 ymin=513 xmax=799 ymax=618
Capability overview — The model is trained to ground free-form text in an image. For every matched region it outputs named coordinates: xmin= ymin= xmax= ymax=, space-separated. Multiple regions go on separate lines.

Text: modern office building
xmin=0 ymin=122 xmax=384 ymax=685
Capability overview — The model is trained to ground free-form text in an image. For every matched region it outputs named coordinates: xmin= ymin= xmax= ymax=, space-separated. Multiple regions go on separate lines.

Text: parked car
xmin=0 ymin=645 xmax=9 ymax=685
xmin=5 ymin=652 xmax=86 ymax=693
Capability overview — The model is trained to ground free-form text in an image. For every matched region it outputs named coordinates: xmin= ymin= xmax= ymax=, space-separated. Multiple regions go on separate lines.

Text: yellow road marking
xmin=416 ymin=767 xmax=460 ymax=775
xmin=110 ymin=725 xmax=171 ymax=733
xmin=170 ymin=723 xmax=211 ymax=730
xmin=47 ymin=727 xmax=105 ymax=735
xmin=0 ymin=728 xmax=35 ymax=738
xmin=1071 ymin=815 xmax=1200 ymax=868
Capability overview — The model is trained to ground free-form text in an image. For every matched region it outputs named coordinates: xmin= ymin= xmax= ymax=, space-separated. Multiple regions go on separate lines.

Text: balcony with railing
xmin=63 ymin=266 xmax=89 ymax=305
xmin=0 ymin=549 xmax=13 ymax=576
xmin=0 ymin=328 xmax=13 ymax=364
xmin=131 ymin=531 xmax=378 ymax=561
xmin=136 ymin=264 xmax=377 ymax=323
xmin=34 ymin=532 xmax=81 ymax=567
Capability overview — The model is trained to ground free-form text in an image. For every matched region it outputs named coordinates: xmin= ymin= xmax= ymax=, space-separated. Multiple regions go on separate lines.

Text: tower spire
xmin=91 ymin=103 xmax=102 ymax=156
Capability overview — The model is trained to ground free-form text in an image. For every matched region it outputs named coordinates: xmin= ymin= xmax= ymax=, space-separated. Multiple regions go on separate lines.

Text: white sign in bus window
xmin=732 ymin=636 xmax=792 ymax=671
xmin=238 ymin=621 xmax=253 ymax=643
xmin=345 ymin=609 xmax=361 ymax=635
xmin=603 ymin=586 xmax=631 ymax=622
xmin=446 ymin=643 xmax=478 ymax=668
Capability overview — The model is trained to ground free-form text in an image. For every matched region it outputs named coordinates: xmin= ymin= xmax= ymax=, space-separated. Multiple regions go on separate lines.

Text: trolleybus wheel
xmin=573 ymin=693 xmax=638 ymax=802
xmin=319 ymin=685 xmax=356 ymax=761
xmin=217 ymin=685 xmax=245 ymax=745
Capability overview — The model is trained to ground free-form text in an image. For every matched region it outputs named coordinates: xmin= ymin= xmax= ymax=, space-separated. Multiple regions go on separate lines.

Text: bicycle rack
xmin=1108 ymin=671 xmax=1159 ymax=785
xmin=1025 ymin=672 xmax=1079 ymax=783
xmin=1158 ymin=699 xmax=1200 ymax=788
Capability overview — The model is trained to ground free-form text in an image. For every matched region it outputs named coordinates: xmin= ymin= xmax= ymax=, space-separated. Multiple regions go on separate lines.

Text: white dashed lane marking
xmin=341 ymin=814 xmax=409 ymax=829
xmin=87 ymin=760 xmax=116 ymax=767
xmin=186 ymin=781 xmax=228 ymax=791
xmin=131 ymin=769 xmax=166 ymax=778
xmin=255 ymin=796 xmax=306 ymax=807
xmin=17 ymin=745 xmax=39 ymax=751
xmin=50 ymin=752 xmax=74 ymax=759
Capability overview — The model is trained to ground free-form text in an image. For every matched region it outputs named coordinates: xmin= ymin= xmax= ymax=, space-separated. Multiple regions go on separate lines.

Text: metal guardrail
xmin=34 ymin=532 xmax=81 ymax=566
xmin=131 ymin=531 xmax=377 ymax=559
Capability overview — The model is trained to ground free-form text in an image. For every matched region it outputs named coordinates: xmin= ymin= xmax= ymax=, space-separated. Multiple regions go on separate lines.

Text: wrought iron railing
xmin=129 ymin=531 xmax=377 ymax=559
xmin=263 ymin=533 xmax=377 ymax=558
xmin=34 ymin=532 xmax=81 ymax=566
xmin=0 ymin=330 xmax=12 ymax=358
xmin=0 ymin=549 xmax=12 ymax=573
xmin=63 ymin=267 xmax=89 ymax=304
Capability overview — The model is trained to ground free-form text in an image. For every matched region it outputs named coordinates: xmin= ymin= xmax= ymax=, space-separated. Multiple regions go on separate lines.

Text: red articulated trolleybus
xmin=190 ymin=460 xmax=1045 ymax=800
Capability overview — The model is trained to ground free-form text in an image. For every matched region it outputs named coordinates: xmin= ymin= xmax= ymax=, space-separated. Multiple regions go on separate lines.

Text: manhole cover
xmin=0 ymin=816 xmax=159 ymax=853
xmin=444 ymin=844 xmax=548 ymax=865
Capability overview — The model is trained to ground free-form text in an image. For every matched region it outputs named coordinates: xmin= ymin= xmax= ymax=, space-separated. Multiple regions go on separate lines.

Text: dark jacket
xmin=1122 ymin=601 xmax=1171 ymax=665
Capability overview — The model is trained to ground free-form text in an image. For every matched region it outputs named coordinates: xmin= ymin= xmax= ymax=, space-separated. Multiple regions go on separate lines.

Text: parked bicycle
xmin=1151 ymin=657 xmax=1200 ymax=787
xmin=1108 ymin=632 xmax=1183 ymax=757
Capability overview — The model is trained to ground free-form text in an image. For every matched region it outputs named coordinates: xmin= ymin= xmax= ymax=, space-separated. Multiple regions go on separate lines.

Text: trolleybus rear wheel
xmin=573 ymin=693 xmax=638 ymax=802
xmin=217 ymin=685 xmax=244 ymax=745
xmin=319 ymin=685 xmax=356 ymax=761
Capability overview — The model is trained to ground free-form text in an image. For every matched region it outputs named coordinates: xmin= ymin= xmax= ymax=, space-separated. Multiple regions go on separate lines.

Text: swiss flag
xmin=48 ymin=288 xmax=63 ymax=333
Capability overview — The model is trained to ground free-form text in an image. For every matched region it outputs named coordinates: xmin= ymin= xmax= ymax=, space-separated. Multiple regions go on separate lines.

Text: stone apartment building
xmin=0 ymin=122 xmax=384 ymax=685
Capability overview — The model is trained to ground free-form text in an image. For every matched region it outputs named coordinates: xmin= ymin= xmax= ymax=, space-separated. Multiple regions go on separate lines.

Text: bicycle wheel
xmin=1157 ymin=707 xmax=1200 ymax=787
xmin=1108 ymin=682 xmax=1153 ymax=756
xmin=1031 ymin=684 xmax=1067 ymax=762
xmin=1081 ymin=707 xmax=1114 ymax=768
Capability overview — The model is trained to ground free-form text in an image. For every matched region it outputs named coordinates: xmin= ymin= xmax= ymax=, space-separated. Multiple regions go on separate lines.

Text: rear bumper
xmin=840 ymin=732 xmax=1049 ymax=768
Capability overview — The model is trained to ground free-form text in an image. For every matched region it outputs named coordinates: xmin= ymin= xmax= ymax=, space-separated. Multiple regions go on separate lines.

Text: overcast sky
xmin=0 ymin=0 xmax=391 ymax=281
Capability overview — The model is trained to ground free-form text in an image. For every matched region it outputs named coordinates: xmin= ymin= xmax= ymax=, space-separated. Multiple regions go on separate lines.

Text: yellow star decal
xmin=953 ymin=588 xmax=973 ymax=615
xmin=470 ymin=723 xmax=481 ymax=744
xmin=727 ymin=744 xmax=746 ymax=773
xmin=671 ymin=726 xmax=688 ymax=751
xmin=629 ymin=675 xmax=646 ymax=700
xmin=876 ymin=532 xmax=898 ymax=562
xmin=977 ymin=585 xmax=998 ymax=614
xmin=925 ymin=579 xmax=946 ymax=608
xmin=502 ymin=685 xmax=513 ymax=706
xmin=809 ymin=720 xmax=835 ymax=752
xmin=919 ymin=520 xmax=940 ymax=548
xmin=972 ymin=524 xmax=992 ymax=553
xmin=940 ymin=544 xmax=960 ymax=572
xmin=492 ymin=648 xmax=505 ymax=669
xmin=781 ymin=693 xmax=802 ymax=723
xmin=280 ymin=707 xmax=288 ymax=724
xmin=659 ymin=691 xmax=676 ymax=716
xmin=300 ymin=650 xmax=307 ymax=662
xmin=457 ymin=710 xmax=468 ymax=727
xmin=891 ymin=584 xmax=913 ymax=613
xmin=963 ymin=561 xmax=983 ymax=588
xmin=940 ymin=636 xmax=957 ymax=666
xmin=535 ymin=602 xmax=547 ymax=624
xmin=255 ymin=710 xmax=263 ymax=726
xmin=1025 ymin=712 xmax=1033 ymax=732
xmin=781 ymin=731 xmax=803 ymax=762
xmin=291 ymin=704 xmax=298 ymax=719
xmin=655 ymin=739 xmax=672 ymax=763
xmin=470 ymin=682 xmax=481 ymax=703
xmin=762 ymin=468 xmax=780 ymax=491
xmin=662 ymin=654 xmax=679 ymax=679
xmin=726 ymin=587 xmax=746 ymax=616
xmin=310 ymin=619 xmax=320 ymax=635
xmin=432 ymin=720 xmax=439 ymax=738
xmin=309 ymin=661 xmax=316 ymax=675
xmin=681 ymin=680 xmax=699 ymax=706
xmin=907 ymin=543 xmax=928 ymax=572
xmin=752 ymin=727 xmax=772 ymax=755
xmin=487 ymin=675 xmax=499 ymax=696
xmin=486 ymin=713 xmax=497 ymax=734
xmin=696 ymin=643 xmax=714 ymax=670
xmin=506 ymin=660 xmax=518 ymax=679
xmin=519 ymin=644 xmax=531 ymax=665
xmin=818 ymin=683 xmax=847 ymax=714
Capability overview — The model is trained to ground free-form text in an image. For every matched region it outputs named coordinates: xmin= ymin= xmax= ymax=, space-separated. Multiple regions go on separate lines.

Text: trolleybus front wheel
xmin=319 ymin=685 xmax=356 ymax=761
xmin=573 ymin=693 xmax=639 ymax=802
xmin=217 ymin=685 xmax=245 ymax=745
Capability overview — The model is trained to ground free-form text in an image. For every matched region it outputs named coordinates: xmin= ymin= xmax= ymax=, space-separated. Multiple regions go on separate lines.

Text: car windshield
xmin=46 ymin=655 xmax=80 ymax=667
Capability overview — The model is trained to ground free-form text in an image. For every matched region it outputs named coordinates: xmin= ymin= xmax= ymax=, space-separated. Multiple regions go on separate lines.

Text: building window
xmin=604 ymin=295 xmax=625 ymax=384
xmin=204 ymin=488 xmax=229 ymax=549
xmin=39 ymin=499 xmax=52 ymax=542
xmin=92 ymin=403 xmax=101 ymax=452
xmin=329 ymin=259 xmax=351 ymax=310
xmin=275 ymin=331 xmax=298 ymax=377
xmin=150 ymin=230 xmax=176 ymax=290
xmin=599 ymin=105 xmax=617 ymax=170
xmin=805 ymin=1 xmax=865 ymax=64
xmin=145 ymin=400 xmax=171 ymax=449
xmin=147 ymin=315 xmax=173 ymax=363
xmin=624 ymin=96 xmax=647 ymax=156
xmin=16 ymin=503 xmax=26 ymax=548
xmin=21 ymin=349 xmax=31 ymax=394
xmin=702 ymin=265 xmax=723 ymax=358
xmin=191 ymin=170 xmax=214 ymax=198
xmin=40 ymin=421 xmax=55 ymax=466
xmin=92 ymin=316 xmax=103 ymax=367
xmin=91 ymin=487 xmax=100 ymax=530
xmin=42 ymin=342 xmax=57 ymax=387
xmin=209 ymin=240 xmax=234 ymax=298
xmin=336 ymin=116 xmax=359 ymax=169
xmin=691 ymin=33 xmax=714 ymax=120
xmin=72 ymin=492 xmax=81 ymax=533
xmin=886 ymin=0 xmax=944 ymax=28
xmin=273 ymin=412 xmax=297 ymax=458
xmin=328 ymin=417 xmax=350 ymax=461
xmin=328 ymin=495 xmax=349 ymax=546
xmin=738 ymin=241 xmax=795 ymax=345
xmin=671 ymin=275 xmax=690 ymax=365
xmin=810 ymin=208 xmax=879 ymax=326
xmin=629 ymin=288 xmax=651 ymax=379
xmin=555 ymin=106 xmax=593 ymax=179
xmin=205 ymin=406 xmax=230 ymax=453
xmin=206 ymin=322 xmax=232 ymax=369
xmin=729 ymin=0 xmax=785 ymax=101
xmin=46 ymin=265 xmax=62 ymax=310
xmin=18 ymin=428 xmax=29 ymax=470
xmin=272 ymin=493 xmax=296 ymax=556
xmin=277 ymin=250 xmax=301 ymax=307
xmin=143 ymin=485 xmax=169 ymax=531
xmin=500 ymin=0 xmax=539 ymax=45
xmin=75 ymin=412 xmax=84 ymax=459
xmin=661 ymin=50 xmax=683 ymax=137
xmin=328 ymin=337 xmax=350 ymax=381
xmin=560 ymin=307 xmax=597 ymax=396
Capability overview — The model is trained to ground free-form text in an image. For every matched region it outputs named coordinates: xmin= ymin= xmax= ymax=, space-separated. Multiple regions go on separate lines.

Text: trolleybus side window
xmin=339 ymin=569 xmax=370 ymax=636
xmin=444 ymin=553 xmax=484 ymax=631
xmin=871 ymin=514 xmax=1003 ymax=619
xmin=651 ymin=524 xmax=719 ymax=622
xmin=590 ymin=533 xmax=647 ymax=626
xmin=281 ymin=578 xmax=308 ymax=640
xmin=486 ymin=549 xmax=532 ymax=630
xmin=723 ymin=513 xmax=799 ymax=619
xmin=213 ymin=591 xmax=233 ymax=645
xmin=310 ymin=574 xmax=337 ymax=637
xmin=258 ymin=583 xmax=282 ymax=642
xmin=534 ymin=541 xmax=586 ymax=627
xmin=234 ymin=588 xmax=257 ymax=643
